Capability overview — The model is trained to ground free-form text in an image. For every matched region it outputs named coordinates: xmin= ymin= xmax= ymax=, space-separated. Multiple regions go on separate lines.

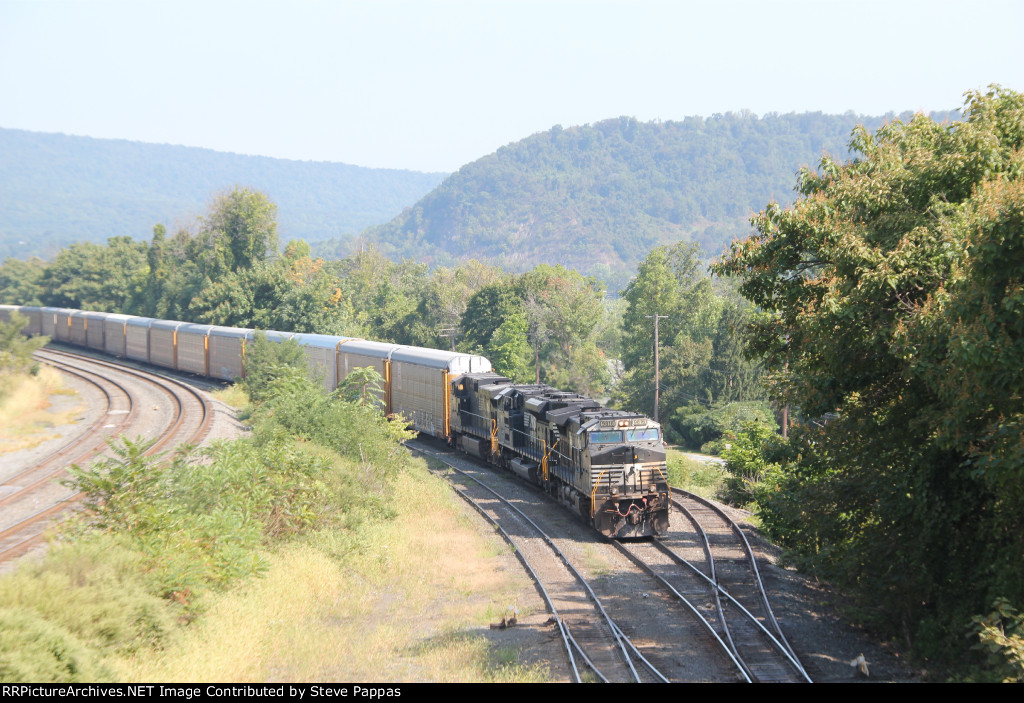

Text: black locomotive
xmin=450 ymin=372 xmax=669 ymax=538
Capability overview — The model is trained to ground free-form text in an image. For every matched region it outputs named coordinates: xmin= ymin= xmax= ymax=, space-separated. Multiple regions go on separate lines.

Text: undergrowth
xmin=0 ymin=347 xmax=415 ymax=682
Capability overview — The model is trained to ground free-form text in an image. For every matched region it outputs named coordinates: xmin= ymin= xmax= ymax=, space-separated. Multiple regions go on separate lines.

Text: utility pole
xmin=437 ymin=328 xmax=459 ymax=352
xmin=646 ymin=313 xmax=668 ymax=423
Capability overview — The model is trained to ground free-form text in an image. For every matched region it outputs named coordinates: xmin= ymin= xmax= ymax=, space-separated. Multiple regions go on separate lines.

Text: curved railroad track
xmin=663 ymin=486 xmax=810 ymax=682
xmin=411 ymin=439 xmax=758 ymax=682
xmin=0 ymin=347 xmax=215 ymax=567
xmin=412 ymin=439 xmax=669 ymax=683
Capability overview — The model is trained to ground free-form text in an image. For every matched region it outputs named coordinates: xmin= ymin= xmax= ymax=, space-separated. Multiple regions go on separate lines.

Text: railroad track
xmin=412 ymin=439 xmax=813 ymax=682
xmin=412 ymin=440 xmax=671 ymax=683
xmin=411 ymin=439 xmax=762 ymax=683
xmin=0 ymin=347 xmax=215 ymax=567
xmin=656 ymin=487 xmax=811 ymax=682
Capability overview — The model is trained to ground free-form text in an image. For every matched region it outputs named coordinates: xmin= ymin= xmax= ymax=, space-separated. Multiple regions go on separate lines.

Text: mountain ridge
xmin=0 ymin=127 xmax=447 ymax=260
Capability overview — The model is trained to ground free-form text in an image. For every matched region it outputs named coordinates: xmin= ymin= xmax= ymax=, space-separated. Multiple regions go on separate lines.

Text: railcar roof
xmin=390 ymin=345 xmax=492 ymax=372
xmin=208 ymin=326 xmax=253 ymax=339
xmin=292 ymin=333 xmax=361 ymax=349
xmin=125 ymin=316 xmax=160 ymax=327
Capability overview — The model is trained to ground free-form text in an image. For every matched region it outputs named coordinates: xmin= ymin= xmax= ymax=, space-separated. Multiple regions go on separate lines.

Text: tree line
xmin=0 ymin=186 xmax=765 ymax=447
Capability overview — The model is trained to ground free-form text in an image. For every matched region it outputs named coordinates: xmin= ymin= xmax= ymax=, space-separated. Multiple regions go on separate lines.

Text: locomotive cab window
xmin=589 ymin=430 xmax=623 ymax=444
xmin=626 ymin=428 xmax=660 ymax=442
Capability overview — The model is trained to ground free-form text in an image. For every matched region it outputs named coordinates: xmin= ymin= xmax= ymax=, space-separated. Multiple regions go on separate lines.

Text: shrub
xmin=241 ymin=331 xmax=308 ymax=404
xmin=0 ymin=312 xmax=48 ymax=399
xmin=966 ymin=598 xmax=1024 ymax=682
xmin=669 ymin=400 xmax=777 ymax=452
xmin=0 ymin=536 xmax=177 ymax=656
xmin=719 ymin=420 xmax=783 ymax=506
xmin=0 ymin=608 xmax=109 ymax=683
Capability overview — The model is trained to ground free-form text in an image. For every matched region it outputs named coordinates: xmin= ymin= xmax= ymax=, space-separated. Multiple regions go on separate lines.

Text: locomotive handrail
xmin=541 ymin=439 xmax=559 ymax=481
xmin=590 ymin=469 xmax=612 ymax=517
xmin=457 ymin=409 xmax=492 ymax=437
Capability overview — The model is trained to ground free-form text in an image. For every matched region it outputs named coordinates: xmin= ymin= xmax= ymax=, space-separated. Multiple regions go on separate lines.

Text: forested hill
xmin=0 ymin=128 xmax=447 ymax=260
xmin=354 ymin=111 xmax=954 ymax=289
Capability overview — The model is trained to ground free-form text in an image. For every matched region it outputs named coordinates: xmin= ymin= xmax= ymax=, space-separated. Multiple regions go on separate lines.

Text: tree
xmin=485 ymin=309 xmax=532 ymax=382
xmin=520 ymin=264 xmax=609 ymax=396
xmin=39 ymin=237 xmax=147 ymax=311
xmin=460 ymin=280 xmax=522 ymax=352
xmin=200 ymin=188 xmax=279 ymax=273
xmin=0 ymin=256 xmax=47 ymax=305
xmin=617 ymin=242 xmax=720 ymax=419
xmin=713 ymin=86 xmax=1024 ymax=665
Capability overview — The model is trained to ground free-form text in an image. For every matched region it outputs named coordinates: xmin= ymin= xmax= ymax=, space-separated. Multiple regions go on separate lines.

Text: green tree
xmin=485 ymin=309 xmax=532 ymax=382
xmin=0 ymin=256 xmax=47 ymax=305
xmin=199 ymin=188 xmax=279 ymax=273
xmin=520 ymin=264 xmax=609 ymax=396
xmin=713 ymin=86 xmax=1024 ymax=666
xmin=39 ymin=237 xmax=147 ymax=312
xmin=617 ymin=242 xmax=720 ymax=419
xmin=460 ymin=280 xmax=522 ymax=352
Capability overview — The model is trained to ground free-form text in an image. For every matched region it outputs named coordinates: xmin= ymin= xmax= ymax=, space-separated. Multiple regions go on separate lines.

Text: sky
xmin=1 ymin=0 xmax=1021 ymax=173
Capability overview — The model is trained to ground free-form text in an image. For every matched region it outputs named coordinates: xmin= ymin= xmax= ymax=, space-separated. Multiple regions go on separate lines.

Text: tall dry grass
xmin=0 ymin=366 xmax=81 ymax=454
xmin=112 ymin=459 xmax=551 ymax=683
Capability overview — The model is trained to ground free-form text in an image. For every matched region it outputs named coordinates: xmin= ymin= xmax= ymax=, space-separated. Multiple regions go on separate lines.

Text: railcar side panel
xmin=83 ymin=312 xmax=108 ymax=351
xmin=338 ymin=340 xmax=400 ymax=409
xmin=292 ymin=333 xmax=355 ymax=392
xmin=208 ymin=327 xmax=251 ymax=380
xmin=40 ymin=307 xmax=60 ymax=338
xmin=125 ymin=317 xmax=157 ymax=363
xmin=55 ymin=309 xmax=75 ymax=343
xmin=103 ymin=314 xmax=134 ymax=358
xmin=391 ymin=348 xmax=493 ymax=439
xmin=4 ymin=305 xmax=43 ymax=336
xmin=69 ymin=312 xmax=91 ymax=346
xmin=178 ymin=324 xmax=215 ymax=376
xmin=149 ymin=320 xmax=181 ymax=370
xmin=20 ymin=306 xmax=44 ymax=336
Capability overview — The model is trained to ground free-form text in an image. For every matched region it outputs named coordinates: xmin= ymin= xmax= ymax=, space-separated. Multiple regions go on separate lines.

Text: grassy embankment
xmin=0 ymin=350 xmax=552 ymax=683
xmin=665 ymin=447 xmax=727 ymax=500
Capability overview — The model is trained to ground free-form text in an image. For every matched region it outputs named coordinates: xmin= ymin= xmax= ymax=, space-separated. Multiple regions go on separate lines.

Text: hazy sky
xmin=1 ymin=0 xmax=1021 ymax=172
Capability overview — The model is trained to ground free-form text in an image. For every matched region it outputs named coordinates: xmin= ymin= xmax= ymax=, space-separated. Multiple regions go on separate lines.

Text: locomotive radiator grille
xmin=589 ymin=464 xmax=665 ymax=493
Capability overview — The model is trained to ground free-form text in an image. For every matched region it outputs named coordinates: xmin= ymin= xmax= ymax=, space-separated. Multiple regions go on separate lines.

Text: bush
xmin=241 ymin=331 xmax=309 ymax=404
xmin=0 ymin=536 xmax=177 ymax=656
xmin=669 ymin=400 xmax=777 ymax=452
xmin=966 ymin=598 xmax=1024 ymax=682
xmin=249 ymin=365 xmax=414 ymax=479
xmin=719 ymin=420 xmax=784 ymax=506
xmin=66 ymin=433 xmax=336 ymax=604
xmin=0 ymin=608 xmax=109 ymax=683
xmin=0 ymin=312 xmax=48 ymax=399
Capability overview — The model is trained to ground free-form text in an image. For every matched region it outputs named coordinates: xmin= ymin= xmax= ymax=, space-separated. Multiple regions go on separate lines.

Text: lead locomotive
xmin=450 ymin=372 xmax=669 ymax=538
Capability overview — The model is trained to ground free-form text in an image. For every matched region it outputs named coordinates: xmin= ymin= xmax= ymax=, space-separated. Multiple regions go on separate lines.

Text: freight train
xmin=1 ymin=305 xmax=670 ymax=538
